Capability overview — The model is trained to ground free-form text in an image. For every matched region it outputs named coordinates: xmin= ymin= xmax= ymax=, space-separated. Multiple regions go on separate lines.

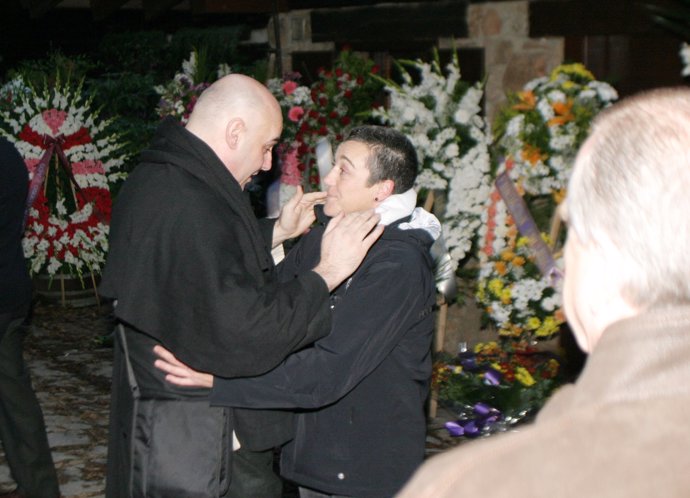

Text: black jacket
xmin=0 ymin=137 xmax=31 ymax=315
xmin=210 ymin=209 xmax=437 ymax=497
xmin=100 ymin=118 xmax=331 ymax=497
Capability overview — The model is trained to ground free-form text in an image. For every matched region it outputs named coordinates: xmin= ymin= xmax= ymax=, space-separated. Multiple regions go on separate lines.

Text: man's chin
xmin=323 ymin=202 xmax=341 ymax=218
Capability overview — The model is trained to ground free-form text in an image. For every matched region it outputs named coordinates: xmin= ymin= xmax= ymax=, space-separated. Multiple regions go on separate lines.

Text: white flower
xmin=375 ymin=54 xmax=491 ymax=267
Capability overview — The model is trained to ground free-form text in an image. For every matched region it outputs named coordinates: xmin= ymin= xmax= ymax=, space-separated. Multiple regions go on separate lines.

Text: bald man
xmin=100 ymin=75 xmax=382 ymax=497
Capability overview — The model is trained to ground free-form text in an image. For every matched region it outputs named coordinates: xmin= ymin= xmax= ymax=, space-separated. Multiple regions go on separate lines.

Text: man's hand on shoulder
xmin=313 ymin=210 xmax=384 ymax=291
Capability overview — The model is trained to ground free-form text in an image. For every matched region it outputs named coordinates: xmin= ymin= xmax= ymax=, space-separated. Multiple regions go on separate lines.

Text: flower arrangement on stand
xmin=154 ymin=49 xmax=233 ymax=123
xmin=0 ymin=76 xmax=128 ymax=279
xmin=372 ymin=50 xmax=492 ymax=268
xmin=477 ymin=63 xmax=617 ymax=341
xmin=433 ymin=340 xmax=562 ymax=438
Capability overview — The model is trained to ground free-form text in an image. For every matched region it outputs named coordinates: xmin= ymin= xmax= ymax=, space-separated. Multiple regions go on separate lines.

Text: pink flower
xmin=282 ymin=81 xmax=298 ymax=95
xmin=280 ymin=146 xmax=302 ymax=186
xmin=71 ymin=160 xmax=105 ymax=176
xmin=42 ymin=109 xmax=67 ymax=135
xmin=288 ymin=106 xmax=305 ymax=123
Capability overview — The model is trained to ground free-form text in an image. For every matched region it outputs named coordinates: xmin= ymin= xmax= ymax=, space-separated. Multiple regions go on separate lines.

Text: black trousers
xmin=227 ymin=446 xmax=283 ymax=498
xmin=0 ymin=306 xmax=59 ymax=498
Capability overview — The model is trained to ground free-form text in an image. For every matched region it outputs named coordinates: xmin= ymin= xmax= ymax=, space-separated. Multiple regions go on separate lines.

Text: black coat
xmin=0 ymin=137 xmax=31 ymax=315
xmin=210 ymin=210 xmax=436 ymax=497
xmin=100 ymin=118 xmax=331 ymax=497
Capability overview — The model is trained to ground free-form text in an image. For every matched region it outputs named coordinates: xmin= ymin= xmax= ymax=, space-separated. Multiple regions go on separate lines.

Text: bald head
xmin=186 ymin=74 xmax=283 ymax=187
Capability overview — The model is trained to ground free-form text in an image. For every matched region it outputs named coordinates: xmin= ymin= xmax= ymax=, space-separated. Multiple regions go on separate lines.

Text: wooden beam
xmin=20 ymin=0 xmax=64 ymax=18
xmin=311 ymin=1 xmax=468 ymax=51
xmin=530 ymin=0 xmax=658 ymax=37
xmin=143 ymin=0 xmax=185 ymax=19
xmin=191 ymin=0 xmax=288 ymax=14
xmin=90 ymin=0 xmax=130 ymax=20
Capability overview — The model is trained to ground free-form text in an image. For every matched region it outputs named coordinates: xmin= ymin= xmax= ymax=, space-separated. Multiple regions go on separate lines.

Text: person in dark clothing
xmin=154 ymin=126 xmax=440 ymax=498
xmin=0 ymin=137 xmax=60 ymax=498
xmin=100 ymin=74 xmax=383 ymax=497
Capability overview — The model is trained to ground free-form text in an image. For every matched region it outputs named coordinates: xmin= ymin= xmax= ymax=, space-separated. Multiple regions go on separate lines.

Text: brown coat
xmin=397 ymin=306 xmax=690 ymax=498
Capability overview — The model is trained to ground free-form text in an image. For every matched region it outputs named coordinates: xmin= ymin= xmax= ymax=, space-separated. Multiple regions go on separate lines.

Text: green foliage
xmin=8 ymin=50 xmax=96 ymax=88
xmin=97 ymin=31 xmax=169 ymax=74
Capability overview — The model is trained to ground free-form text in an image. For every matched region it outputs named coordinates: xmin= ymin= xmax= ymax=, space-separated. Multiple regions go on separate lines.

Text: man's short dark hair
xmin=344 ymin=125 xmax=418 ymax=194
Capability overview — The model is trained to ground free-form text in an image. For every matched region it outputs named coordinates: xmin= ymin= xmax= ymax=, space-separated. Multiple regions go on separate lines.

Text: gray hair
xmin=567 ymin=87 xmax=690 ymax=307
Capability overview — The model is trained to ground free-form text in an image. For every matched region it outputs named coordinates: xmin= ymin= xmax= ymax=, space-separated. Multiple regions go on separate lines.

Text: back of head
xmin=345 ymin=125 xmax=418 ymax=193
xmin=567 ymin=87 xmax=690 ymax=308
xmin=186 ymin=74 xmax=280 ymax=145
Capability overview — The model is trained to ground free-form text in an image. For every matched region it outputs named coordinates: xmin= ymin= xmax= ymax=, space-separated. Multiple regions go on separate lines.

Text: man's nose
xmin=323 ymin=168 xmax=337 ymax=186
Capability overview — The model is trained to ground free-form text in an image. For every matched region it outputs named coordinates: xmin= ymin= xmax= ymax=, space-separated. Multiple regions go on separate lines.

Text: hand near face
xmin=272 ymin=186 xmax=327 ymax=247
xmin=313 ymin=209 xmax=384 ymax=291
xmin=153 ymin=345 xmax=214 ymax=388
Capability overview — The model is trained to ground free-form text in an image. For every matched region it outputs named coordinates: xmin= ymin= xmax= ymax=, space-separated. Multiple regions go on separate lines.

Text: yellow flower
xmin=488 ymin=278 xmax=504 ymax=296
xmin=516 ymin=236 xmax=529 ymax=248
xmin=491 ymin=362 xmax=505 ymax=373
xmin=550 ymin=63 xmax=594 ymax=82
xmin=526 ymin=317 xmax=541 ymax=330
xmin=500 ymin=250 xmax=515 ymax=261
xmin=535 ymin=316 xmax=561 ymax=338
xmin=515 ymin=366 xmax=536 ymax=387
xmin=500 ymin=288 xmax=512 ymax=305
xmin=474 ymin=341 xmax=499 ymax=355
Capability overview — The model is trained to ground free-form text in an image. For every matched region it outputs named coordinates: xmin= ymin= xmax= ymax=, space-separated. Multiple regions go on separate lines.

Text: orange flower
xmin=513 ymin=90 xmax=536 ymax=111
xmin=512 ymin=256 xmax=526 ymax=267
xmin=521 ymin=144 xmax=546 ymax=166
xmin=495 ymin=261 xmax=508 ymax=275
xmin=548 ymin=99 xmax=575 ymax=126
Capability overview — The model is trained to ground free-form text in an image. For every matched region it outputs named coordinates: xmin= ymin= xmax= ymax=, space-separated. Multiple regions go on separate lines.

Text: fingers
xmin=301 ymin=191 xmax=327 ymax=206
xmin=153 ymin=345 xmax=184 ymax=367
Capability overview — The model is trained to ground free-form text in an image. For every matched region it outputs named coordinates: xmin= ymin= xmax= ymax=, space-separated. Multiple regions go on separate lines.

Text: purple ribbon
xmin=444 ymin=402 xmax=502 ymax=437
xmin=495 ymin=172 xmax=563 ymax=287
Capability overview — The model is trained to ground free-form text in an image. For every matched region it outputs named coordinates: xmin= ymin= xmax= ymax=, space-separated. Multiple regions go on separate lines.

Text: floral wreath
xmin=372 ymin=51 xmax=492 ymax=268
xmin=476 ymin=63 xmax=617 ymax=339
xmin=0 ymin=77 xmax=127 ymax=277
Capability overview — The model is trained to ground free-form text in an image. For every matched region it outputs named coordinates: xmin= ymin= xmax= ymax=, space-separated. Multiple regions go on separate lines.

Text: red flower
xmin=340 ymin=116 xmax=351 ymax=126
xmin=371 ymin=65 xmax=380 ymax=75
xmin=344 ymin=90 xmax=353 ymax=99
xmin=288 ymin=106 xmax=305 ymax=123
xmin=282 ymin=80 xmax=298 ymax=95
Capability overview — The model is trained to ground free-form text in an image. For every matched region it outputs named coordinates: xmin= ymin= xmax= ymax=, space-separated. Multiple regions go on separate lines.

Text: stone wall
xmin=440 ymin=0 xmax=563 ymax=123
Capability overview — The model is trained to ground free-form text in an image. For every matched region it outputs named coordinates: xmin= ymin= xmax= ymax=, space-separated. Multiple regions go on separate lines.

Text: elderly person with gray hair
xmin=396 ymin=87 xmax=690 ymax=498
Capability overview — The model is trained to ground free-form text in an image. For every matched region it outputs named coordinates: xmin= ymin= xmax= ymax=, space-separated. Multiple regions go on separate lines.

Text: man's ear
xmin=375 ymin=179 xmax=395 ymax=201
xmin=225 ymin=118 xmax=245 ymax=150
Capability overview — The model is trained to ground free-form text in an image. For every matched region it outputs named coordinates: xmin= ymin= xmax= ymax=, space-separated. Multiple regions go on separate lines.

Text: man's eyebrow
xmin=340 ymin=154 xmax=357 ymax=168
